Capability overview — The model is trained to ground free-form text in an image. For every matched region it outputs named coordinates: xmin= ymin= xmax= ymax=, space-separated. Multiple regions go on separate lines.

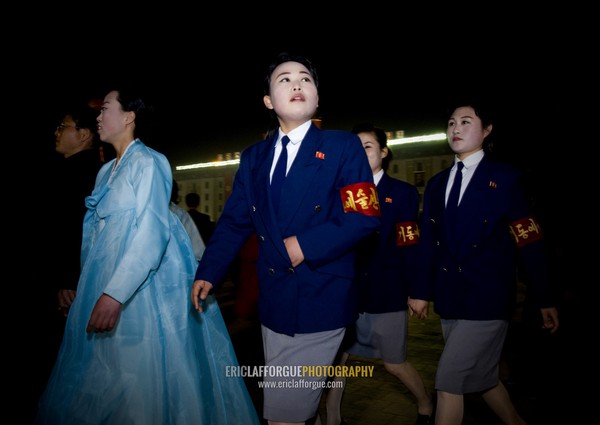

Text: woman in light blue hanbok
xmin=36 ymin=89 xmax=260 ymax=425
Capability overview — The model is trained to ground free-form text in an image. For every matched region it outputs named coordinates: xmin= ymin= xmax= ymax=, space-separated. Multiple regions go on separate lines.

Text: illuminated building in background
xmin=173 ymin=132 xmax=451 ymax=220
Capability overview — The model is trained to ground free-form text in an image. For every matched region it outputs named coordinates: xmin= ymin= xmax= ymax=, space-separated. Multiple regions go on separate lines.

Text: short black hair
xmin=263 ymin=52 xmax=319 ymax=96
xmin=105 ymin=86 xmax=156 ymax=143
xmin=185 ymin=192 xmax=201 ymax=208
xmin=446 ymin=98 xmax=496 ymax=152
xmin=351 ymin=122 xmax=393 ymax=171
xmin=64 ymin=103 xmax=100 ymax=146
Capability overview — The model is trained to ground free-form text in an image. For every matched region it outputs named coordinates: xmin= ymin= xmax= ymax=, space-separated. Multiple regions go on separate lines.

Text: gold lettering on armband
xmin=396 ymin=221 xmax=420 ymax=246
xmin=340 ymin=182 xmax=380 ymax=216
xmin=509 ymin=216 xmax=543 ymax=247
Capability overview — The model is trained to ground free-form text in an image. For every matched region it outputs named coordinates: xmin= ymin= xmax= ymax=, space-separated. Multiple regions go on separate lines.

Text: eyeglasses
xmin=56 ymin=123 xmax=80 ymax=132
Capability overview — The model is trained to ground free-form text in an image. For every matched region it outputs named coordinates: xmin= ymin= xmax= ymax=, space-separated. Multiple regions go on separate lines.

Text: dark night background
xmin=16 ymin=12 xmax=592 ymax=422
xmin=36 ymin=43 xmax=556 ymax=166
xmin=28 ymin=26 xmax=576 ymax=173
xmin=24 ymin=18 xmax=586 ymax=310
xmin=27 ymin=28 xmax=577 ymax=248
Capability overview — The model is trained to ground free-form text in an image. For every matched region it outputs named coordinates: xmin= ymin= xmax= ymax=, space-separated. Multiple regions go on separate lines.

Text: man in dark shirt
xmin=185 ymin=192 xmax=215 ymax=244
xmin=52 ymin=104 xmax=105 ymax=316
xmin=34 ymin=103 xmax=106 ymax=418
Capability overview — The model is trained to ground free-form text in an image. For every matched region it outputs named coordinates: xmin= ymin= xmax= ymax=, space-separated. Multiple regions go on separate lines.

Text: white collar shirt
xmin=445 ymin=149 xmax=484 ymax=206
xmin=270 ymin=120 xmax=312 ymax=181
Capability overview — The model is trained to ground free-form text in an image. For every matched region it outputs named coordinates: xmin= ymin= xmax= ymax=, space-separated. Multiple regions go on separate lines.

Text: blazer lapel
xmin=276 ymin=125 xmax=322 ymax=233
xmin=458 ymin=157 xmax=492 ymax=222
xmin=248 ymin=136 xmax=274 ymax=212
xmin=434 ymin=168 xmax=451 ymax=222
xmin=450 ymin=157 xmax=492 ymax=258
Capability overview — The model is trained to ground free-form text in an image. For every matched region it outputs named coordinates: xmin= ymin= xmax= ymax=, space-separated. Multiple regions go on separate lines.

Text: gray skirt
xmin=261 ymin=325 xmax=345 ymax=422
xmin=346 ymin=311 xmax=408 ymax=364
xmin=436 ymin=319 xmax=508 ymax=394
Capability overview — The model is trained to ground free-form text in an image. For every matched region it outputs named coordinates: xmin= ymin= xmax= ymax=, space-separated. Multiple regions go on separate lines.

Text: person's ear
xmin=483 ymin=124 xmax=493 ymax=138
xmin=124 ymin=111 xmax=136 ymax=125
xmin=263 ymin=95 xmax=273 ymax=110
xmin=78 ymin=127 xmax=92 ymax=142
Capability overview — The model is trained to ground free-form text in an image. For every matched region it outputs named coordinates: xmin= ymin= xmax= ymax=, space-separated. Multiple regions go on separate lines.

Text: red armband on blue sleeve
xmin=396 ymin=221 xmax=420 ymax=246
xmin=340 ymin=182 xmax=381 ymax=216
xmin=509 ymin=216 xmax=543 ymax=247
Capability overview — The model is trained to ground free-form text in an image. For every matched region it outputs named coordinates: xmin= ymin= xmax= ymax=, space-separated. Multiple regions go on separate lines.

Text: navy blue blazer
xmin=195 ymin=124 xmax=380 ymax=335
xmin=412 ymin=155 xmax=552 ymax=320
xmin=355 ymin=173 xmax=420 ymax=314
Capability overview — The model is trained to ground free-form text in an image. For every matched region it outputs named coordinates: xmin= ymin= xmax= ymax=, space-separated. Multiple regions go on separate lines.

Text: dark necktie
xmin=270 ymin=135 xmax=290 ymax=211
xmin=446 ymin=161 xmax=464 ymax=213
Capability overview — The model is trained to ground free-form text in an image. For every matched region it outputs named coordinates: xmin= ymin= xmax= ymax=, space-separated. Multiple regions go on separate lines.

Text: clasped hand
xmin=191 ymin=280 xmax=214 ymax=312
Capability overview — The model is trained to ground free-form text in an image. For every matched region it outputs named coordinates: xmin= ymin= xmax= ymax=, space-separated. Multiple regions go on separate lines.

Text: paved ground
xmin=219 ymin=280 xmax=587 ymax=425
xmin=27 ymin=278 xmax=586 ymax=424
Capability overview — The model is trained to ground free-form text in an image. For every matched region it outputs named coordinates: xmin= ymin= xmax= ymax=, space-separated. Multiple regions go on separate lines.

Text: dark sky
xmin=21 ymin=16 xmax=588 ymax=277
xmin=28 ymin=26 xmax=577 ymax=175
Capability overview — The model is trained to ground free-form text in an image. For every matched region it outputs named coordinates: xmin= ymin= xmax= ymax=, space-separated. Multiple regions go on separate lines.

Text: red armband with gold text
xmin=396 ymin=222 xmax=420 ymax=246
xmin=509 ymin=216 xmax=543 ymax=248
xmin=340 ymin=182 xmax=381 ymax=216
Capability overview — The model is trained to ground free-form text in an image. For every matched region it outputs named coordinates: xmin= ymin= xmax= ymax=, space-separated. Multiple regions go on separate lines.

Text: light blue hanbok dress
xmin=36 ymin=140 xmax=260 ymax=425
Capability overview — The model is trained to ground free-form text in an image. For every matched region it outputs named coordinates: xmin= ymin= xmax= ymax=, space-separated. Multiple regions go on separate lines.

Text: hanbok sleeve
xmin=103 ymin=155 xmax=171 ymax=303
